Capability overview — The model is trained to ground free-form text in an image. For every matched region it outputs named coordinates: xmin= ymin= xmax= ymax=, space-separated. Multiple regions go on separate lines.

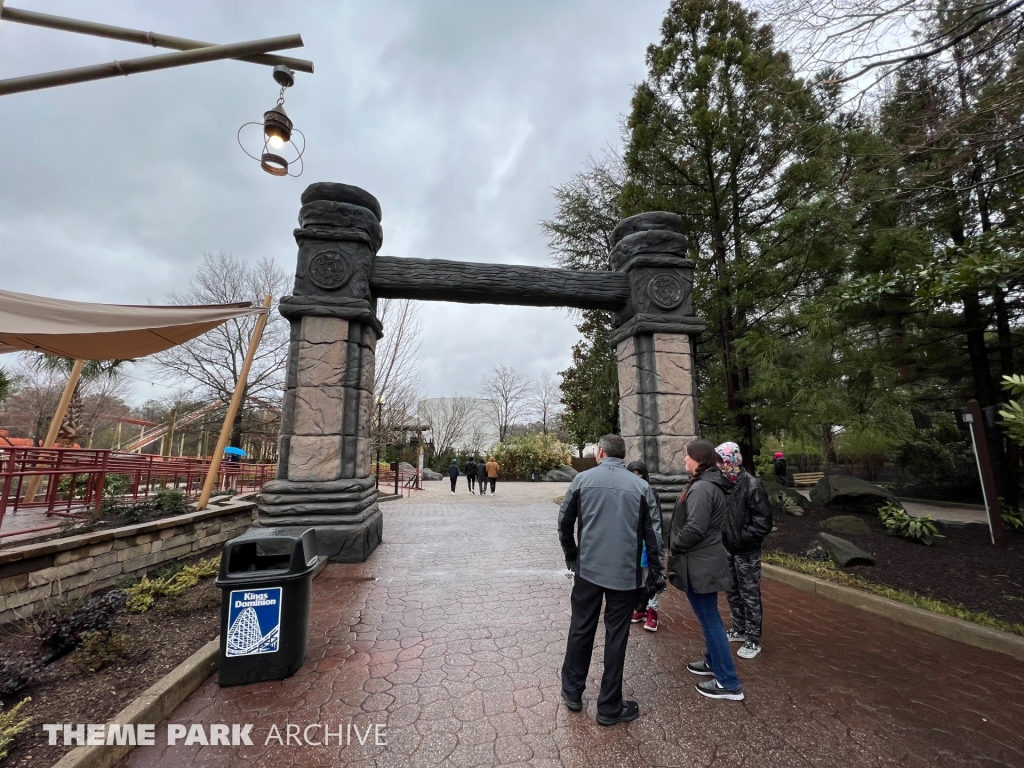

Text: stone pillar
xmin=608 ymin=212 xmax=705 ymax=517
xmin=257 ymin=183 xmax=383 ymax=562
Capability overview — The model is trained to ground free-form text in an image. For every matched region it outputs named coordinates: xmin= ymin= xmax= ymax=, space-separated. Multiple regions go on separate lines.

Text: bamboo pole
xmin=196 ymin=296 xmax=272 ymax=510
xmin=23 ymin=358 xmax=84 ymax=503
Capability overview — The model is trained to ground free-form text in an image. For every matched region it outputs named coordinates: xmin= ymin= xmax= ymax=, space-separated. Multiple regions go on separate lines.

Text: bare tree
xmin=372 ymin=299 xmax=424 ymax=453
xmin=153 ymin=252 xmax=291 ymax=448
xmin=419 ymin=397 xmax=473 ymax=456
xmin=482 ymin=365 xmax=532 ymax=442
xmin=531 ymin=370 xmax=563 ymax=434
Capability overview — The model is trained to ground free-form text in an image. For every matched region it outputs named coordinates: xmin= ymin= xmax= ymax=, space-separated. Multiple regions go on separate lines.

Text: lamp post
xmin=375 ymin=395 xmax=385 ymax=489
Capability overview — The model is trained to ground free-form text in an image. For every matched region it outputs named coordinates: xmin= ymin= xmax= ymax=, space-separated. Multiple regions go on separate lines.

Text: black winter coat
xmin=476 ymin=462 xmax=488 ymax=479
xmin=667 ymin=467 xmax=733 ymax=594
xmin=722 ymin=469 xmax=774 ymax=555
xmin=447 ymin=463 xmax=460 ymax=479
xmin=464 ymin=460 xmax=477 ymax=477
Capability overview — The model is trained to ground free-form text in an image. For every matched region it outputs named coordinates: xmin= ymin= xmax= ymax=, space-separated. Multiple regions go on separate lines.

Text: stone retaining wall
xmin=0 ymin=498 xmax=256 ymax=625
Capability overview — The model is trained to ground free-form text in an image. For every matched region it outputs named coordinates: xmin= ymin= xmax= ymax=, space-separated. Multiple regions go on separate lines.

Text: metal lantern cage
xmin=238 ymin=64 xmax=306 ymax=177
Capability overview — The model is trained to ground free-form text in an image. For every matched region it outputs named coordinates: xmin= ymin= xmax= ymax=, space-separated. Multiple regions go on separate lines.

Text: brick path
xmin=123 ymin=481 xmax=1024 ymax=767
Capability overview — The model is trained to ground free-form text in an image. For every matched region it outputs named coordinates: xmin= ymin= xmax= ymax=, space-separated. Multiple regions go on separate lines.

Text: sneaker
xmin=725 ymin=628 xmax=745 ymax=643
xmin=596 ymin=700 xmax=639 ymax=726
xmin=686 ymin=661 xmax=715 ymax=676
xmin=631 ymin=609 xmax=647 ymax=624
xmin=695 ymin=679 xmax=744 ymax=701
xmin=643 ymin=609 xmax=658 ymax=632
xmin=451 ymin=491 xmax=455 ymax=495
xmin=737 ymin=641 xmax=761 ymax=659
xmin=561 ymin=690 xmax=583 ymax=712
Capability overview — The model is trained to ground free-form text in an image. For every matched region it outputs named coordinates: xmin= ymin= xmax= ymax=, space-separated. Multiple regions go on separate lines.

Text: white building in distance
xmin=418 ymin=397 xmax=499 ymax=456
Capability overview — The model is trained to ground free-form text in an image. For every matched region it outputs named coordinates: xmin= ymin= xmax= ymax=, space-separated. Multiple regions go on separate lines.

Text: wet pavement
xmin=122 ymin=481 xmax=1024 ymax=767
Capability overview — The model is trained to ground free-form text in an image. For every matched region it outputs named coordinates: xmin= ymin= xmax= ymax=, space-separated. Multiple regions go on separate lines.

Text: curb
xmin=50 ymin=639 xmax=220 ymax=768
xmin=763 ymin=564 xmax=1024 ymax=661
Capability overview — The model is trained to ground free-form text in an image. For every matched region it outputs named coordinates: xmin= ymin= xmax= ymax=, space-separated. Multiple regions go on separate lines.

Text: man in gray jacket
xmin=558 ymin=434 xmax=665 ymax=725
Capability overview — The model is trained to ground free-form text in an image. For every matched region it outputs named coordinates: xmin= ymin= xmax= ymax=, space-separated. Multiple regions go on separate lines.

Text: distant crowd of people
xmin=557 ymin=434 xmax=773 ymax=725
xmin=447 ymin=457 xmax=499 ymax=495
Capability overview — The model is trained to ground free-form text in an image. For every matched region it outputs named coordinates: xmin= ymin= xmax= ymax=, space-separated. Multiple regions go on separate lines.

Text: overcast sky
xmin=0 ymin=0 xmax=667 ymax=404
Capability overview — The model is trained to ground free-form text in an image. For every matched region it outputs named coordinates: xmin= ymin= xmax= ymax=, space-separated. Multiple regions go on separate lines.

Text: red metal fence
xmin=0 ymin=447 xmax=276 ymax=538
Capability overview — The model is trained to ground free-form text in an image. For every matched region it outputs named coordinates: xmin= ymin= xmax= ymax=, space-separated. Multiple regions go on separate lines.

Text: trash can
xmin=215 ymin=527 xmax=318 ymax=687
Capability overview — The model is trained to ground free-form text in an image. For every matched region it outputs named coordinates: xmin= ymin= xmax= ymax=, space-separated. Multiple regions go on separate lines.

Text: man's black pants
xmin=561 ymin=574 xmax=639 ymax=717
xmin=467 ymin=475 xmax=475 ymax=491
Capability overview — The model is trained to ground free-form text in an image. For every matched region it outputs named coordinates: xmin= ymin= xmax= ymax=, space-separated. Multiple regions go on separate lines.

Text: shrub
xmin=73 ymin=630 xmax=141 ymax=673
xmin=878 ymin=502 xmax=943 ymax=545
xmin=104 ymin=474 xmax=131 ymax=498
xmin=125 ymin=556 xmax=221 ymax=613
xmin=152 ymin=488 xmax=187 ymax=514
xmin=753 ymin=452 xmax=775 ymax=480
xmin=40 ymin=590 xmax=128 ymax=661
xmin=0 ymin=697 xmax=30 ymax=761
xmin=491 ymin=433 xmax=572 ymax=477
xmin=1000 ymin=501 xmax=1024 ymax=533
xmin=0 ymin=654 xmax=39 ymax=697
xmin=892 ymin=423 xmax=979 ymax=500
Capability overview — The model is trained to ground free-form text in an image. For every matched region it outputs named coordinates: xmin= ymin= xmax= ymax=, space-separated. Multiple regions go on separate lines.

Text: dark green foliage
xmin=41 ymin=590 xmax=128 ymax=662
xmin=152 ymin=488 xmax=187 ymax=514
xmin=878 ymin=503 xmax=943 ymax=546
xmin=0 ymin=655 xmax=39 ymax=697
xmin=558 ymin=312 xmax=620 ymax=452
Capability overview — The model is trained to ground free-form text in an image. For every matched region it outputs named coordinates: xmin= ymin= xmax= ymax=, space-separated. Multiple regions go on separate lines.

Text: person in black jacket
xmin=669 ymin=439 xmax=744 ymax=701
xmin=447 ymin=458 xmax=460 ymax=495
xmin=716 ymin=442 xmax=773 ymax=660
xmin=475 ymin=459 xmax=488 ymax=495
xmin=465 ymin=458 xmax=477 ymax=494
xmin=773 ymin=452 xmax=787 ymax=485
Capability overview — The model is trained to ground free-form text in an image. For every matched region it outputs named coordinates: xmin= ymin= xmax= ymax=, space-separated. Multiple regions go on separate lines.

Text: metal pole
xmin=965 ymin=400 xmax=1009 ymax=546
xmin=22 ymin=358 xmax=84 ymax=503
xmin=0 ymin=34 xmax=304 ymax=96
xmin=196 ymin=296 xmax=272 ymax=511
xmin=0 ymin=7 xmax=314 ymax=73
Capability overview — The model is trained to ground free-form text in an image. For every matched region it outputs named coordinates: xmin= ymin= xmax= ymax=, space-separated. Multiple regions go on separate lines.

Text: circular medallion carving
xmin=648 ymin=274 xmax=684 ymax=310
xmin=308 ymin=251 xmax=351 ymax=290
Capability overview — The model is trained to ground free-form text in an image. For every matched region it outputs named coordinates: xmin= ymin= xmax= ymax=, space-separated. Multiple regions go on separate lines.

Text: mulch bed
xmin=766 ymin=506 xmax=1024 ymax=625
xmin=0 ymin=572 xmax=220 ymax=767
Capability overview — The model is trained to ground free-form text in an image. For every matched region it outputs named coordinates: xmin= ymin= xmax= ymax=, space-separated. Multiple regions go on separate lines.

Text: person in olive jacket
xmin=669 ymin=439 xmax=744 ymax=701
xmin=464 ymin=458 xmax=477 ymax=494
xmin=716 ymin=442 xmax=773 ymax=660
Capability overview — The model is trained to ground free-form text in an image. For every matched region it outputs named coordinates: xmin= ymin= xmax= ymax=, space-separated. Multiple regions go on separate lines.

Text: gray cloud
xmin=0 ymin=0 xmax=665 ymax=401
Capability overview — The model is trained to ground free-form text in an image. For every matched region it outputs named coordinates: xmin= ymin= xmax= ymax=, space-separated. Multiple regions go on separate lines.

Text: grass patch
xmin=125 ymin=556 xmax=221 ymax=613
xmin=763 ymin=550 xmax=1024 ymax=637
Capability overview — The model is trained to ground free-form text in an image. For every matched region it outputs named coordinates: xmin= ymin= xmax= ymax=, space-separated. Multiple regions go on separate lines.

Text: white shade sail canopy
xmin=0 ymin=289 xmax=268 ymax=360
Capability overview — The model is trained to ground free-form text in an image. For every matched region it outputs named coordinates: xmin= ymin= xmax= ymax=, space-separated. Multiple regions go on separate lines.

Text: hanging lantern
xmin=238 ymin=65 xmax=305 ymax=177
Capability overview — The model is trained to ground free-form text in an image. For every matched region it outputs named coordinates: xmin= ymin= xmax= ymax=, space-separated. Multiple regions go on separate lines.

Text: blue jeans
xmin=686 ymin=585 xmax=741 ymax=691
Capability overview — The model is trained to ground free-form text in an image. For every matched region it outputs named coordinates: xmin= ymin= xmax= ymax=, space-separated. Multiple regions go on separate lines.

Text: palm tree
xmin=0 ymin=367 xmax=11 ymax=406
xmin=29 ymin=355 xmax=129 ymax=446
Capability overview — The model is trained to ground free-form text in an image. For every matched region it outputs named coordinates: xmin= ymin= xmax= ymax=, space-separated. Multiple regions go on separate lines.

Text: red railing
xmin=0 ymin=447 xmax=276 ymax=538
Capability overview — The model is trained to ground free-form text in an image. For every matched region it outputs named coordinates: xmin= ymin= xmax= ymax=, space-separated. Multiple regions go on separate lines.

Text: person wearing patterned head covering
xmin=715 ymin=442 xmax=773 ymax=660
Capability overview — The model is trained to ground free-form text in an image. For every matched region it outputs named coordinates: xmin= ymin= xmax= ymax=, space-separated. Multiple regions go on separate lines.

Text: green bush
xmin=892 ymin=422 xmax=979 ymax=500
xmin=152 ymin=488 xmax=187 ymax=514
xmin=40 ymin=590 xmax=129 ymax=661
xmin=491 ymin=433 xmax=572 ymax=477
xmin=836 ymin=426 xmax=894 ymax=481
xmin=125 ymin=556 xmax=220 ymax=613
xmin=878 ymin=502 xmax=943 ymax=545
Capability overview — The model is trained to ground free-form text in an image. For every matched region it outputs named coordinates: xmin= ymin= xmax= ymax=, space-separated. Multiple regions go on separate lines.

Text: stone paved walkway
xmin=122 ymin=482 xmax=1024 ymax=767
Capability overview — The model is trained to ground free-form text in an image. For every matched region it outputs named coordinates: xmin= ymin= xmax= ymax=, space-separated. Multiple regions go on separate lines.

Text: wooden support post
xmin=196 ymin=296 xmax=272 ymax=510
xmin=23 ymin=358 xmax=84 ymax=503
xmin=966 ymin=399 xmax=1009 ymax=547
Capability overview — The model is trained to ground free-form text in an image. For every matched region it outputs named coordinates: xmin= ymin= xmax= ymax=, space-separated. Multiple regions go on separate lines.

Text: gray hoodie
xmin=558 ymin=457 xmax=664 ymax=591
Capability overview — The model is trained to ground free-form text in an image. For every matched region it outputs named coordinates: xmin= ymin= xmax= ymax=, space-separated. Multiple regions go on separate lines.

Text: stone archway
xmin=257 ymin=183 xmax=704 ymax=562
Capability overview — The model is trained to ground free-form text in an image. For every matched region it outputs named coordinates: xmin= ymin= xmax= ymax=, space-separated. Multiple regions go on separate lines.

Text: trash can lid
xmin=216 ymin=526 xmax=318 ymax=585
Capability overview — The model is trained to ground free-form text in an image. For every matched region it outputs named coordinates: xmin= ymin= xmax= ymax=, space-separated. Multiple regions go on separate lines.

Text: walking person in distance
xmin=559 ymin=434 xmax=665 ymax=725
xmin=464 ymin=457 xmax=477 ymax=494
xmin=669 ymin=439 xmax=744 ymax=701
xmin=447 ymin=458 xmax=459 ymax=495
xmin=476 ymin=459 xmax=488 ymax=496
xmin=486 ymin=456 xmax=499 ymax=494
xmin=716 ymin=442 xmax=773 ymax=659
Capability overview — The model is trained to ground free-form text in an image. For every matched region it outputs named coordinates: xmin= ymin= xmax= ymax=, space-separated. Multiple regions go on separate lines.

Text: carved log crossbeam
xmin=370 ymin=256 xmax=630 ymax=311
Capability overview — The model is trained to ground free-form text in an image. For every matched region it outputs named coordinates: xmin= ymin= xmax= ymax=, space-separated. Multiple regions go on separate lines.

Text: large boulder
xmin=768 ymin=485 xmax=808 ymax=517
xmin=817 ymin=532 xmax=875 ymax=567
xmin=543 ymin=465 xmax=578 ymax=482
xmin=421 ymin=467 xmax=442 ymax=481
xmin=810 ymin=474 xmax=902 ymax=512
xmin=822 ymin=515 xmax=871 ymax=535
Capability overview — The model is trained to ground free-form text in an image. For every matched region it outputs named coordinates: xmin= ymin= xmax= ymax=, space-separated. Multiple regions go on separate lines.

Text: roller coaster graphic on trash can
xmin=226 ymin=587 xmax=282 ymax=657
